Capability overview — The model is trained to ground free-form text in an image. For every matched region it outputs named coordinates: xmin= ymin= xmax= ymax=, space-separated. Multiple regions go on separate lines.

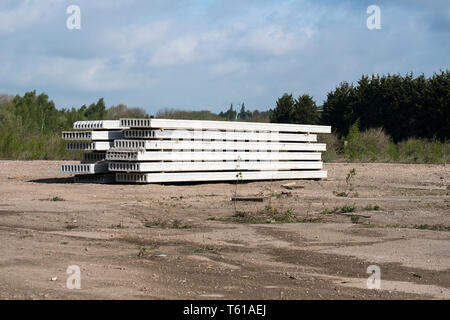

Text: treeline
xmin=320 ymin=71 xmax=450 ymax=142
xmin=0 ymin=70 xmax=448 ymax=161
xmin=269 ymin=71 xmax=449 ymax=163
xmin=270 ymin=71 xmax=450 ymax=142
xmin=0 ymin=91 xmax=149 ymax=159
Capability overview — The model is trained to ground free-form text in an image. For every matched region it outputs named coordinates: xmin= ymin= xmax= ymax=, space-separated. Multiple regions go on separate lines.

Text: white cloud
xmin=210 ymin=59 xmax=248 ymax=75
xmin=8 ymin=56 xmax=156 ymax=92
xmin=0 ymin=0 xmax=55 ymax=33
xmin=104 ymin=21 xmax=172 ymax=52
xmin=0 ymin=0 xmax=448 ymax=111
xmin=241 ymin=24 xmax=314 ymax=56
xmin=148 ymin=37 xmax=199 ymax=67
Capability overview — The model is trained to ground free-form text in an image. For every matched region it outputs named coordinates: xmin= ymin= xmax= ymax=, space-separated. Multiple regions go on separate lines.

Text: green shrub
xmin=397 ymin=138 xmax=448 ymax=164
xmin=350 ymin=216 xmax=360 ymax=224
xmin=322 ymin=124 xmax=449 ymax=164
xmin=341 ymin=204 xmax=356 ymax=213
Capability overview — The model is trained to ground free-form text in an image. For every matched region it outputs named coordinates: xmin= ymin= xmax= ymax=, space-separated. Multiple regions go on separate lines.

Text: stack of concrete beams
xmin=60 ymin=120 xmax=128 ymax=183
xmin=104 ymin=118 xmax=331 ymax=183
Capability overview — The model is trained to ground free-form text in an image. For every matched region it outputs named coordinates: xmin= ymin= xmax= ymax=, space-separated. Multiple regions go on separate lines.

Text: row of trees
xmin=321 ymin=71 xmax=450 ymax=141
xmin=0 ymin=91 xmax=149 ymax=159
xmin=1 ymin=70 xmax=448 ymax=159
xmin=270 ymin=71 xmax=449 ymax=142
xmin=270 ymin=94 xmax=320 ymax=125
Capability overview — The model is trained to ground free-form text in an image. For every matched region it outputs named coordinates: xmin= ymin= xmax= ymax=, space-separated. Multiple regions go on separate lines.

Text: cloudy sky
xmin=0 ymin=0 xmax=449 ymax=113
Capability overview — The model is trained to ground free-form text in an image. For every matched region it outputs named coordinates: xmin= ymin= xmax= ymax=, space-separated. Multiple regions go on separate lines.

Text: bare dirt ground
xmin=0 ymin=161 xmax=449 ymax=300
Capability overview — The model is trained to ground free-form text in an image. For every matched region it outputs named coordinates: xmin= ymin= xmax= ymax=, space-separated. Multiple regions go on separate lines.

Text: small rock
xmin=51 ymin=277 xmax=57 ymax=281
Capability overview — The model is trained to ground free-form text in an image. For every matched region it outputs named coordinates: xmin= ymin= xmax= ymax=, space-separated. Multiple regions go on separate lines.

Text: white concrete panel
xmin=108 ymin=161 xmax=323 ymax=172
xmin=120 ymin=118 xmax=331 ymax=134
xmin=61 ymin=162 xmax=109 ymax=174
xmin=123 ymin=129 xmax=317 ymax=142
xmin=113 ymin=139 xmax=326 ymax=152
xmin=66 ymin=142 xmax=114 ymax=151
xmin=73 ymin=120 xmax=128 ymax=130
xmin=62 ymin=131 xmax=124 ymax=141
xmin=116 ymin=170 xmax=327 ymax=183
xmin=106 ymin=150 xmax=322 ymax=161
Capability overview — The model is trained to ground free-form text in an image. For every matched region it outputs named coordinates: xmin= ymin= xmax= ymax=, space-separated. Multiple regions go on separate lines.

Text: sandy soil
xmin=0 ymin=161 xmax=449 ymax=300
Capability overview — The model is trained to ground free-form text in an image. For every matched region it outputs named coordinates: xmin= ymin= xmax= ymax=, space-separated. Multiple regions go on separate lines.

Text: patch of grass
xmin=65 ymin=224 xmax=78 ymax=230
xmin=321 ymin=207 xmax=338 ymax=215
xmin=233 ymin=211 xmax=247 ymax=218
xmin=414 ymin=224 xmax=450 ymax=232
xmin=365 ymin=204 xmax=381 ymax=211
xmin=206 ymin=217 xmax=216 ymax=221
xmin=341 ymin=204 xmax=356 ymax=213
xmin=321 ymin=204 xmax=357 ymax=215
xmin=297 ymin=217 xmax=323 ymax=223
xmin=143 ymin=219 xmax=192 ymax=229
xmin=171 ymin=219 xmax=181 ymax=229
xmin=272 ymin=193 xmax=282 ymax=199
xmin=60 ymin=242 xmax=69 ymax=245
xmin=224 ymin=206 xmax=317 ymax=224
xmin=350 ymin=215 xmax=360 ymax=224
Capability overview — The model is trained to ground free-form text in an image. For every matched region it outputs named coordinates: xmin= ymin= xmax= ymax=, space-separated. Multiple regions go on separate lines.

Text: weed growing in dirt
xmin=321 ymin=207 xmax=339 ymax=215
xmin=414 ymin=224 xmax=450 ymax=232
xmin=172 ymin=219 xmax=181 ymax=229
xmin=341 ymin=204 xmax=356 ymax=213
xmin=144 ymin=219 xmax=192 ymax=229
xmin=365 ymin=204 xmax=381 ymax=211
xmin=350 ymin=215 xmax=360 ymax=224
xmin=334 ymin=168 xmax=357 ymax=197
xmin=321 ymin=204 xmax=357 ymax=215
xmin=223 ymin=206 xmax=321 ymax=224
